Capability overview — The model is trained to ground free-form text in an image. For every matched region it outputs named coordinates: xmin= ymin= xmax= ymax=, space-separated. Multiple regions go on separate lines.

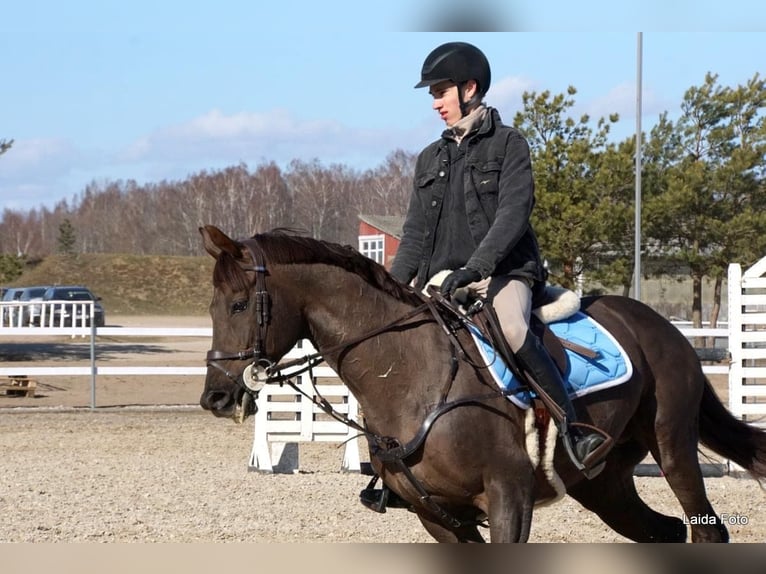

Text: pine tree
xmin=58 ymin=219 xmax=77 ymax=254
xmin=513 ymin=86 xmax=631 ymax=291
xmin=645 ymin=73 xmax=766 ymax=327
xmin=0 ymin=254 xmax=24 ymax=283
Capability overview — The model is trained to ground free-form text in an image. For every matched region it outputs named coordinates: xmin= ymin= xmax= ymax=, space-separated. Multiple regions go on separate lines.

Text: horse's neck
xmin=298 ymin=271 xmax=458 ymax=435
xmin=303 ymin=276 xmax=413 ymax=356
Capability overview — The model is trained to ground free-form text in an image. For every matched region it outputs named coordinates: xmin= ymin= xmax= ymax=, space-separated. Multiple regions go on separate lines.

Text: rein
xmin=270 ymin=303 xmax=433 ymax=380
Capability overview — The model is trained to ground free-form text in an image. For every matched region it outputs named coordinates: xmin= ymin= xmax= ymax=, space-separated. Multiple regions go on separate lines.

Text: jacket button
xmin=431 ymin=200 xmax=437 ymax=207
xmin=438 ymin=170 xmax=445 ymax=177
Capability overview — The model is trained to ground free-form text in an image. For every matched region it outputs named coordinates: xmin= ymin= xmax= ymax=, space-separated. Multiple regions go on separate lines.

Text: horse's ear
xmin=199 ymin=225 xmax=242 ymax=259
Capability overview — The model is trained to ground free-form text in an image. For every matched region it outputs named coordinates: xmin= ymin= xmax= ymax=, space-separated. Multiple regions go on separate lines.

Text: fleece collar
xmin=443 ymin=104 xmax=488 ymax=145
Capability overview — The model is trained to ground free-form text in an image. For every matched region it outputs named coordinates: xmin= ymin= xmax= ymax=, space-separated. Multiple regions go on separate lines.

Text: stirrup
xmin=360 ymin=487 xmax=389 ymax=514
xmin=359 ymin=474 xmax=389 ymax=513
xmin=560 ymin=422 xmax=613 ymax=479
xmin=359 ymin=475 xmax=412 ymax=513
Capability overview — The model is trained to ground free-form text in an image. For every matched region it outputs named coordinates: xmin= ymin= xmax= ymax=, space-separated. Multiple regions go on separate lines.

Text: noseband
xmin=206 ymin=238 xmax=275 ymax=396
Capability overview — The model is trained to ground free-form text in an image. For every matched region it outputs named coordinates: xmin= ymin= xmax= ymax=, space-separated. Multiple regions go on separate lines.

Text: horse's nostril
xmin=201 ymin=390 xmax=232 ymax=411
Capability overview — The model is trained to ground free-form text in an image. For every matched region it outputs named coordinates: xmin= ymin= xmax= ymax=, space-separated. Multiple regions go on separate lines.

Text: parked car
xmin=18 ymin=285 xmax=51 ymax=326
xmin=1 ymin=287 xmax=26 ymax=325
xmin=1 ymin=287 xmax=24 ymax=302
xmin=40 ymin=285 xmax=106 ymax=327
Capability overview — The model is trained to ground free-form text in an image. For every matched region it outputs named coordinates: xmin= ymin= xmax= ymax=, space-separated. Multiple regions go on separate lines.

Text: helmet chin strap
xmin=458 ymin=83 xmax=481 ymax=118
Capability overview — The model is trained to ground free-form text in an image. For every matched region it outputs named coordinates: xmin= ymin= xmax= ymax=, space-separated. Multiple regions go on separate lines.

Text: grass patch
xmin=7 ymin=253 xmax=215 ymax=315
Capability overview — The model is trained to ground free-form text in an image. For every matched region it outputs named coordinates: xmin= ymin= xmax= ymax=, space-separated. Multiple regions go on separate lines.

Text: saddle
xmin=427 ymin=284 xmax=596 ymax=381
xmin=432 ymin=287 xmax=612 ymax=473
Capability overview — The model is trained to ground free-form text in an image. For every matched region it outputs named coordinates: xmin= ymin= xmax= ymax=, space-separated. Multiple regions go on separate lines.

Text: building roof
xmin=358 ymin=214 xmax=405 ymax=239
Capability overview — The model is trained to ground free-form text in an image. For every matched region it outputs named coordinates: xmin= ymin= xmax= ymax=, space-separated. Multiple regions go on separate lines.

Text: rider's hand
xmin=440 ymin=267 xmax=481 ymax=297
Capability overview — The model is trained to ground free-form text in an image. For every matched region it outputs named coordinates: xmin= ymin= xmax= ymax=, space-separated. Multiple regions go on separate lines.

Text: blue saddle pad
xmin=469 ymin=311 xmax=633 ymax=409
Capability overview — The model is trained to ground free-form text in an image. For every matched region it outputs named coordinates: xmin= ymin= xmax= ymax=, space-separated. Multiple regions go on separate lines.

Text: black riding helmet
xmin=414 ymin=42 xmax=491 ymax=117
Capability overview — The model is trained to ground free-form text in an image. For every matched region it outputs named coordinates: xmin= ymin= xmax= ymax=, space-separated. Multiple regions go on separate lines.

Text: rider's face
xmin=429 ymin=81 xmax=462 ymax=127
xmin=429 ymin=80 xmax=477 ymax=127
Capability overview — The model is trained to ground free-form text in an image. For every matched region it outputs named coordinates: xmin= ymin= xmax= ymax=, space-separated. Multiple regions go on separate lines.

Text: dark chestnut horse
xmin=198 ymin=225 xmax=766 ymax=543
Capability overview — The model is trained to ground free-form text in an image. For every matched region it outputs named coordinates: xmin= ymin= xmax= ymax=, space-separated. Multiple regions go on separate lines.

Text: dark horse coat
xmin=199 ymin=225 xmax=766 ymax=543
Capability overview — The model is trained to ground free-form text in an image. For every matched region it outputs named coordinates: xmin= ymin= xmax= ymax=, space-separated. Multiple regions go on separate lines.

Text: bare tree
xmin=0 ymin=151 xmax=428 ymax=256
xmin=285 ymin=159 xmax=360 ymax=243
xmin=357 ymin=149 xmax=415 ymax=216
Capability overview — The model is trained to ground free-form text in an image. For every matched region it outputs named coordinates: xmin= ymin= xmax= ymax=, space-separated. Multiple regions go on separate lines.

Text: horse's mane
xmin=214 ymin=228 xmax=423 ymax=306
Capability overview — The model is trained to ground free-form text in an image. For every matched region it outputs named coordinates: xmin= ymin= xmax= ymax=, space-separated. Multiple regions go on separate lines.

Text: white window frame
xmin=359 ymin=234 xmax=385 ymax=264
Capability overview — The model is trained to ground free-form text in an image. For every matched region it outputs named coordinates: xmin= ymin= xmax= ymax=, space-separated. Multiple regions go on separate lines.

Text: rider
xmin=390 ymin=41 xmax=605 ymax=472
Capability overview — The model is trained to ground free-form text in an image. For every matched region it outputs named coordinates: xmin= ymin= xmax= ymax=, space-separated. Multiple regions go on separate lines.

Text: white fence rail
xmin=1 ymin=300 xmax=97 ymax=329
xmin=0 ymin=310 xmax=728 ymax=397
xmin=0 ymin=313 xmax=360 ymax=473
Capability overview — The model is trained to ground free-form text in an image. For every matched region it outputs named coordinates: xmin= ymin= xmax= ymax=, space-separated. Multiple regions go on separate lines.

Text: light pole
xmin=634 ymin=32 xmax=643 ymax=301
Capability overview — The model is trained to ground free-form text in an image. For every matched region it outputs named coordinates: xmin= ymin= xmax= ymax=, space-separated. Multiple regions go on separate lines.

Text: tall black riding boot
xmin=514 ymin=331 xmax=606 ymax=473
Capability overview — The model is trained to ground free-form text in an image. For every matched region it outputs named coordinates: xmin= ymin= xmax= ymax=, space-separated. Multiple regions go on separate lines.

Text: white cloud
xmin=0 ymin=138 xmax=90 ymax=211
xmin=486 ymin=75 xmax=537 ymax=115
xmin=584 ymin=82 xmax=670 ymax=123
xmin=165 ymin=108 xmax=324 ymax=139
xmin=118 ymin=108 xmax=419 ymax=168
xmin=0 ymin=108 xmax=434 ymax=213
xmin=0 ymin=138 xmax=81 ymax=177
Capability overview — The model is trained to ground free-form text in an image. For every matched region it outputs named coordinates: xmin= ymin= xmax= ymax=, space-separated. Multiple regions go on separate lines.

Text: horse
xmin=198 ymin=224 xmax=766 ymax=543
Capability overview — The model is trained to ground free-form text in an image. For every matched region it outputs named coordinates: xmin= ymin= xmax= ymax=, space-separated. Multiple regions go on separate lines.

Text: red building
xmin=357 ymin=214 xmax=405 ymax=270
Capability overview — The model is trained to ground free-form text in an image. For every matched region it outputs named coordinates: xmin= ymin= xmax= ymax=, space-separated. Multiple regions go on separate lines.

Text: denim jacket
xmin=391 ymin=107 xmax=545 ymax=288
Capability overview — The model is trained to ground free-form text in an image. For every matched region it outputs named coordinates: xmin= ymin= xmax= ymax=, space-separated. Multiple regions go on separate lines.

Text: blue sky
xmin=1 ymin=1 xmax=764 ymax=212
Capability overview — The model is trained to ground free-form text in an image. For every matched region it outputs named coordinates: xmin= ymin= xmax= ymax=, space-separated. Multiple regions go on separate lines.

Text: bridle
xmin=205 ymin=238 xmax=276 ymax=396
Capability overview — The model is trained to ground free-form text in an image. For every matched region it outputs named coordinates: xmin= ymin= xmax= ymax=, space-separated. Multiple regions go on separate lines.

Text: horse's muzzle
xmin=200 ymin=387 xmax=257 ymax=423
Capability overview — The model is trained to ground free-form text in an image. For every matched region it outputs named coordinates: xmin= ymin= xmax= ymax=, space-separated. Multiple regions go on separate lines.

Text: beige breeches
xmin=470 ymin=276 xmax=532 ymax=352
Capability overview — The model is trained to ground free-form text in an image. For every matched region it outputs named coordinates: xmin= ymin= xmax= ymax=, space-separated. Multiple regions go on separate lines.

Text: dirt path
xmin=0 ymin=409 xmax=764 ymax=543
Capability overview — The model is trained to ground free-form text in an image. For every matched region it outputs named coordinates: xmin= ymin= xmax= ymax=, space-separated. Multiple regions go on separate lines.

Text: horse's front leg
xmin=486 ymin=468 xmax=536 ymax=542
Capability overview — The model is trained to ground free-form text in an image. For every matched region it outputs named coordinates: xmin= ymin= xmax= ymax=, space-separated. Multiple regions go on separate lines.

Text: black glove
xmin=440 ymin=267 xmax=481 ymax=297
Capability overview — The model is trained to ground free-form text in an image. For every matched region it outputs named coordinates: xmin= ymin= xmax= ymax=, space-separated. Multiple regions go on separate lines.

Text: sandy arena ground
xmin=1 ymin=316 xmax=764 ymax=542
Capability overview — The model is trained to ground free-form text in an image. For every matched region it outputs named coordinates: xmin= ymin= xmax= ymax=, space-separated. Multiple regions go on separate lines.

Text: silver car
xmin=1 ymin=287 xmax=25 ymax=325
xmin=19 ymin=285 xmax=52 ymax=326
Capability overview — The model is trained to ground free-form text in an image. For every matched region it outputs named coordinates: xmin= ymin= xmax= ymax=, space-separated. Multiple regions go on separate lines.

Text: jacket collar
xmin=440 ymin=105 xmax=499 ymax=145
xmin=442 ymin=105 xmax=488 ymax=143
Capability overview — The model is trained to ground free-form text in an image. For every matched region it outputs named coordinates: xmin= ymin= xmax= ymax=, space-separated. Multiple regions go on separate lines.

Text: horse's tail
xmin=699 ymin=377 xmax=766 ymax=481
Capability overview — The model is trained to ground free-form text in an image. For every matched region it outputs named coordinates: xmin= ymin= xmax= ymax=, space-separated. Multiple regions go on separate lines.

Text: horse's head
xmin=198 ymin=225 xmax=305 ymax=422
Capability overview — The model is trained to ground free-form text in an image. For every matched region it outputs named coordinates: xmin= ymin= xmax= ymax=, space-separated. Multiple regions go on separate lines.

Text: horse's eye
xmin=231 ymin=300 xmax=249 ymax=315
